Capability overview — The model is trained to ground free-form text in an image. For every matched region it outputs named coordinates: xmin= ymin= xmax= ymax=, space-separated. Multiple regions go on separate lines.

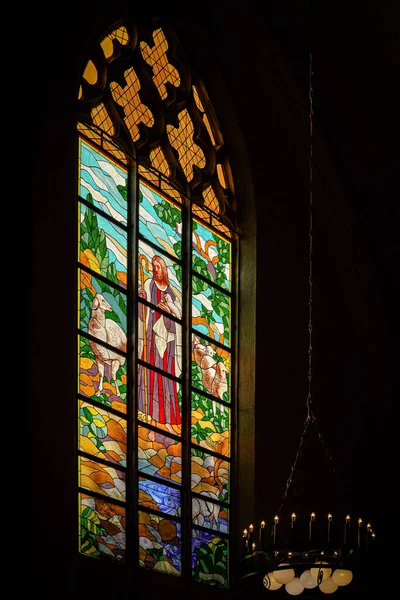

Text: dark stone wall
xmin=29 ymin=1 xmax=396 ymax=598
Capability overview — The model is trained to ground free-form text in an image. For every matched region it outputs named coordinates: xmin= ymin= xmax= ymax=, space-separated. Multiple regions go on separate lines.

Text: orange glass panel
xmin=203 ymin=185 xmax=220 ymax=214
xmin=101 ymin=26 xmax=129 ymax=60
xmin=91 ymin=103 xmax=115 ymax=137
xmin=193 ymin=86 xmax=204 ymax=112
xmin=203 ymin=114 xmax=216 ymax=146
xmin=167 ymin=110 xmax=206 ymax=182
xmin=138 ymin=163 xmax=183 ymax=204
xmin=110 ymin=67 xmax=154 ymax=142
xmin=217 ymin=164 xmax=227 ymax=189
xmin=149 ymin=145 xmax=170 ymax=177
xmin=140 ymin=28 xmax=180 ymax=100
xmin=192 ymin=203 xmax=210 ymax=224
xmin=83 ymin=60 xmax=98 ymax=85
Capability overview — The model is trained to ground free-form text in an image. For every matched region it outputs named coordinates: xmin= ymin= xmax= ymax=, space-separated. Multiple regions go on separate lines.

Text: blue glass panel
xmin=139 ymin=477 xmax=181 ymax=516
xmin=79 ymin=138 xmax=128 ymax=224
xmin=139 ymin=180 xmax=182 ymax=259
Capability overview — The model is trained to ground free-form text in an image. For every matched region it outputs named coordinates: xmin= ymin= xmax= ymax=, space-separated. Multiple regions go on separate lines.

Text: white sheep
xmin=192 ymin=491 xmax=221 ymax=532
xmin=88 ymin=293 xmax=127 ymax=397
xmin=192 ymin=335 xmax=228 ymax=417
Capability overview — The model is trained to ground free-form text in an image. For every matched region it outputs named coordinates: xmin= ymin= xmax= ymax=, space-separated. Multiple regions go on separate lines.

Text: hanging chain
xmin=277 ymin=52 xmax=337 ymax=516
xmin=307 ymin=51 xmax=314 ymax=424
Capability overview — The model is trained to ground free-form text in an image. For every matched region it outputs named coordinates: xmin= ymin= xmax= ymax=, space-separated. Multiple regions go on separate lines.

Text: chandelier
xmin=239 ymin=52 xmax=377 ymax=596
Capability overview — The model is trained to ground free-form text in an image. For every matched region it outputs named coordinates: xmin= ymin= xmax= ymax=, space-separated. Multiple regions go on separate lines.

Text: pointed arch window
xmin=76 ymin=18 xmax=238 ymax=587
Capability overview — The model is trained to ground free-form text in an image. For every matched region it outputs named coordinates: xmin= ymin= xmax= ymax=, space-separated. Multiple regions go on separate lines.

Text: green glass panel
xmin=79 ymin=400 xmax=127 ymax=466
xmin=191 ymin=391 xmax=230 ymax=457
xmin=78 ymin=268 xmax=127 ymax=339
xmin=79 ymin=138 xmax=128 ymax=225
xmin=79 ymin=493 xmax=125 ymax=562
xmin=192 ymin=497 xmax=229 ymax=534
xmin=192 ymin=531 xmax=228 ymax=588
xmin=78 ymin=335 xmax=127 ymax=412
xmin=191 ymin=334 xmax=230 ymax=403
xmin=192 ymin=275 xmax=230 ymax=347
xmin=139 ymin=180 xmax=182 ymax=260
xmin=192 ymin=217 xmax=231 ymax=291
xmin=139 ymin=510 xmax=181 ymax=575
xmin=138 ymin=426 xmax=182 ymax=485
xmin=191 ymin=448 xmax=230 ymax=503
xmin=79 ymin=456 xmax=126 ymax=502
xmin=79 ymin=202 xmax=127 ymax=286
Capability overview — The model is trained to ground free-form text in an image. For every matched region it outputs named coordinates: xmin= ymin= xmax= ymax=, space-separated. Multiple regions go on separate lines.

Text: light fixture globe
xmin=319 ymin=576 xmax=339 ymax=594
xmin=263 ymin=573 xmax=282 ymax=590
xmin=310 ymin=561 xmax=332 ymax=583
xmin=300 ymin=569 xmax=318 ymax=589
xmin=273 ymin=563 xmax=295 ymax=584
xmin=332 ymin=569 xmax=353 ymax=586
xmin=285 ymin=577 xmax=305 ymax=596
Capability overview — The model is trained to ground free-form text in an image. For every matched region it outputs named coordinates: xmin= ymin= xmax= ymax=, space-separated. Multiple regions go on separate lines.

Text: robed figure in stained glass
xmin=138 ymin=255 xmax=182 ymax=432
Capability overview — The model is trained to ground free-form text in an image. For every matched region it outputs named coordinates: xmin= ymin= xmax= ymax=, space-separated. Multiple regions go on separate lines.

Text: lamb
xmin=192 ymin=335 xmax=228 ymax=417
xmin=192 ymin=492 xmax=221 ymax=532
xmin=88 ymin=293 xmax=127 ymax=397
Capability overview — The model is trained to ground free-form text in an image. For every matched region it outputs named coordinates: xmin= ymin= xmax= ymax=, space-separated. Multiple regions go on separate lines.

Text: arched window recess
xmin=76 ymin=16 xmax=240 ymax=588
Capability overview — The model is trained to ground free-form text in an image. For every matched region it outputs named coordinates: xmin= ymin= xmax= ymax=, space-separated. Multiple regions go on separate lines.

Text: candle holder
xmin=240 ymin=510 xmax=377 ymax=595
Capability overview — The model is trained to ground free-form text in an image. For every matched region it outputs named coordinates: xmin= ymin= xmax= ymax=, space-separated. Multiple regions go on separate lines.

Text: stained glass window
xmin=77 ymin=18 xmax=237 ymax=588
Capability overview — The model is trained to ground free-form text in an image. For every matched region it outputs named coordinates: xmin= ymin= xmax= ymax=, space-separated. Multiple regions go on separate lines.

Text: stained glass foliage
xmin=192 ymin=334 xmax=230 ymax=403
xmin=139 ymin=477 xmax=181 ymax=516
xmin=79 ymin=335 xmax=127 ymax=412
xmin=192 ymin=276 xmax=230 ymax=346
xmin=192 ymin=497 xmax=228 ymax=534
xmin=138 ymin=426 xmax=182 ymax=484
xmin=192 ymin=531 xmax=228 ymax=588
xmin=191 ymin=448 xmax=230 ymax=503
xmin=79 ymin=138 xmax=128 ymax=224
xmin=79 ymin=493 xmax=126 ymax=562
xmin=79 ymin=204 xmax=127 ymax=285
xmin=79 ymin=456 xmax=126 ymax=502
xmin=139 ymin=180 xmax=182 ymax=260
xmin=191 ymin=391 xmax=230 ymax=457
xmin=79 ymin=269 xmax=127 ymax=338
xmin=192 ymin=218 xmax=231 ymax=292
xmin=79 ymin=401 xmax=127 ymax=466
xmin=139 ymin=511 xmax=181 ymax=575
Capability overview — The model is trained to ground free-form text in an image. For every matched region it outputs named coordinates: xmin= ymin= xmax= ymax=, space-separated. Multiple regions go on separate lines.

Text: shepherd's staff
xmin=139 ymin=254 xmax=150 ymax=423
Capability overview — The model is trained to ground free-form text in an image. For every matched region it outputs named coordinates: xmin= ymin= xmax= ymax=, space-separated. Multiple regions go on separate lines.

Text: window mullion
xmin=127 ymin=156 xmax=139 ymax=572
xmin=181 ymin=195 xmax=193 ymax=579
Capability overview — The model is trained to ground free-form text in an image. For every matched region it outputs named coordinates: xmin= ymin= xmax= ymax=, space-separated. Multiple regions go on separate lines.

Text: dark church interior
xmin=30 ymin=1 xmax=397 ymax=598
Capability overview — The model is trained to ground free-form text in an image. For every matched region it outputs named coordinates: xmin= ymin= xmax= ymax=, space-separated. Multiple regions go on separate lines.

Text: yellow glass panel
xmin=101 ymin=26 xmax=129 ymax=59
xmin=149 ymin=145 xmax=169 ymax=177
xmin=110 ymin=67 xmax=154 ymax=142
xmin=212 ymin=217 xmax=232 ymax=239
xmin=83 ymin=60 xmax=98 ymax=85
xmin=140 ymin=28 xmax=180 ymax=100
xmin=167 ymin=110 xmax=206 ymax=182
xmin=203 ymin=185 xmax=220 ymax=214
xmin=77 ymin=124 xmax=127 ymax=165
xmin=192 ymin=203 xmax=210 ymax=223
xmin=193 ymin=85 xmax=204 ymax=112
xmin=138 ymin=163 xmax=182 ymax=204
xmin=217 ymin=164 xmax=227 ymax=189
xmin=90 ymin=103 xmax=114 ymax=137
xmin=203 ymin=114 xmax=216 ymax=146
xmin=78 ymin=86 xmax=83 ymax=100
xmin=101 ymin=37 xmax=114 ymax=60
